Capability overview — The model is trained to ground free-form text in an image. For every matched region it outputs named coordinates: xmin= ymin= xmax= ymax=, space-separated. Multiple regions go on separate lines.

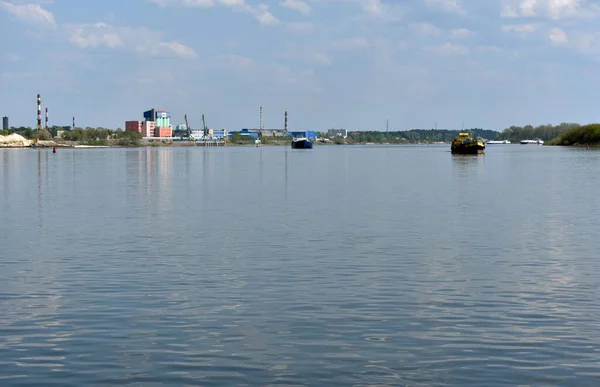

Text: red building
xmin=155 ymin=126 xmax=172 ymax=138
xmin=125 ymin=120 xmax=162 ymax=137
xmin=126 ymin=108 xmax=173 ymax=138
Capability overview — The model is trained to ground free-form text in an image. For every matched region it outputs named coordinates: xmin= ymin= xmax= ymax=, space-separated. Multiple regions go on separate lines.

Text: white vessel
xmin=487 ymin=140 xmax=511 ymax=144
xmin=520 ymin=139 xmax=544 ymax=145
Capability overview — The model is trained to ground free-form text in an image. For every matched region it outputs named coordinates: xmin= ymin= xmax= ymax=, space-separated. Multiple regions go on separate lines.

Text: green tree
xmin=547 ymin=124 xmax=600 ymax=146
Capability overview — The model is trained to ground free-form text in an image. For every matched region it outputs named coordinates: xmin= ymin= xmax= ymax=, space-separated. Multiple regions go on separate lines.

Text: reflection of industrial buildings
xmin=126 ymin=108 xmax=173 ymax=138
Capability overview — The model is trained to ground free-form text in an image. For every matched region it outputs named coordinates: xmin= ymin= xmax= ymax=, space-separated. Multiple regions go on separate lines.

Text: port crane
xmin=184 ymin=113 xmax=209 ymax=142
xmin=202 ymin=114 xmax=208 ymax=143
xmin=184 ymin=114 xmax=192 ymax=140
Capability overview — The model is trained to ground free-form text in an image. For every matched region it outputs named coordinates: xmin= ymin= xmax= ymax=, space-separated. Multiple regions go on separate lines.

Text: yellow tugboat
xmin=451 ymin=132 xmax=485 ymax=154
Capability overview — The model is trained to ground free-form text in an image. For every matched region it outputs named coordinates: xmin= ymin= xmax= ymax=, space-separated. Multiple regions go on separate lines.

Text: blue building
xmin=143 ymin=109 xmax=171 ymax=128
xmin=229 ymin=128 xmax=259 ymax=139
xmin=212 ymin=130 xmax=227 ymax=140
xmin=287 ymin=130 xmax=317 ymax=139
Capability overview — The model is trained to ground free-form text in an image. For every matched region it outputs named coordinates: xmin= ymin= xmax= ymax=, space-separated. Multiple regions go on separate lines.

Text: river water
xmin=1 ymin=144 xmax=600 ymax=386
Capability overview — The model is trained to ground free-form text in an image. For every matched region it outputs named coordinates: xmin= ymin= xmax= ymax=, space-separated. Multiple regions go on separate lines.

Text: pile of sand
xmin=0 ymin=133 xmax=32 ymax=147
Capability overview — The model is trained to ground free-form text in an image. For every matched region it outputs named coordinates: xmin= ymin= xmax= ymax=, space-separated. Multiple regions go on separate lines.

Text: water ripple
xmin=2 ymin=146 xmax=600 ymax=385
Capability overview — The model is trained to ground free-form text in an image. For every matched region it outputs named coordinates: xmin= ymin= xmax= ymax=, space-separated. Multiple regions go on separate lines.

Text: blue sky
xmin=1 ymin=0 xmax=600 ymax=131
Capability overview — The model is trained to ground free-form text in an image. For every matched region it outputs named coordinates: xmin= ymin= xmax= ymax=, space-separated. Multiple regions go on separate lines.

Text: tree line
xmin=1 ymin=126 xmax=140 ymax=146
xmin=4 ymin=123 xmax=597 ymax=146
xmin=495 ymin=123 xmax=581 ymax=142
xmin=345 ymin=129 xmax=501 ymax=144
xmin=546 ymin=124 xmax=600 ymax=146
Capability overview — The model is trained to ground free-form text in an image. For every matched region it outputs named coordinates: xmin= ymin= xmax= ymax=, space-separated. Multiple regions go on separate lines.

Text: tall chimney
xmin=37 ymin=94 xmax=41 ymax=130
xmin=284 ymin=111 xmax=288 ymax=132
xmin=73 ymin=117 xmax=75 ymax=130
xmin=260 ymin=106 xmax=263 ymax=131
xmin=45 ymin=107 xmax=48 ymax=130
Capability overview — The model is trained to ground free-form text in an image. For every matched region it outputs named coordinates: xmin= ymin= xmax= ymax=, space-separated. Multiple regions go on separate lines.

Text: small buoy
xmin=53 ymin=146 xmax=56 ymax=153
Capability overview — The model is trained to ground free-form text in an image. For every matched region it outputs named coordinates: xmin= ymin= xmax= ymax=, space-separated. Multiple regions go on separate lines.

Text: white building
xmin=328 ymin=129 xmax=348 ymax=138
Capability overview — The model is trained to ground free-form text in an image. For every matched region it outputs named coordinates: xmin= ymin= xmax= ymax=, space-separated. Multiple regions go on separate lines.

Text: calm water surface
xmin=1 ymin=144 xmax=600 ymax=386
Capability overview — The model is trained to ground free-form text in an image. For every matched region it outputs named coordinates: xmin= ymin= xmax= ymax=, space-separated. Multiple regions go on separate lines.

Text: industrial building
xmin=229 ymin=128 xmax=259 ymax=139
xmin=327 ymin=129 xmax=347 ymax=138
xmin=190 ymin=128 xmax=214 ymax=140
xmin=126 ymin=120 xmax=156 ymax=137
xmin=259 ymin=129 xmax=286 ymax=137
xmin=126 ymin=108 xmax=173 ymax=138
xmin=212 ymin=130 xmax=228 ymax=140
xmin=2 ymin=116 xmax=8 ymax=131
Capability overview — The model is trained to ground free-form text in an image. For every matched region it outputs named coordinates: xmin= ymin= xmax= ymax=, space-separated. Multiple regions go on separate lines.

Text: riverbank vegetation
xmin=545 ymin=124 xmax=600 ymax=146
xmin=495 ymin=123 xmax=580 ymax=142
xmin=61 ymin=128 xmax=142 ymax=146
xmin=1 ymin=126 xmax=142 ymax=146
xmin=344 ymin=129 xmax=500 ymax=144
xmin=6 ymin=122 xmax=598 ymax=147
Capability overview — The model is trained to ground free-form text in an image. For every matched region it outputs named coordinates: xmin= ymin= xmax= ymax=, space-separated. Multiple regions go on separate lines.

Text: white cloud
xmin=361 ymin=0 xmax=383 ymax=14
xmin=217 ymin=54 xmax=255 ymax=70
xmin=426 ymin=42 xmax=468 ymax=54
xmin=68 ymin=23 xmax=124 ymax=48
xmin=502 ymin=0 xmax=600 ymax=20
xmin=548 ymin=27 xmax=568 ymax=44
xmin=424 ymin=0 xmax=465 ymax=14
xmin=413 ymin=22 xmax=442 ymax=36
xmin=353 ymin=0 xmax=404 ymax=21
xmin=148 ymin=0 xmax=280 ymax=25
xmin=280 ymin=0 xmax=311 ymax=15
xmin=501 ymin=24 xmax=537 ymax=33
xmin=255 ymin=5 xmax=280 ymax=25
xmin=519 ymin=0 xmax=537 ymax=16
xmin=150 ymin=0 xmax=215 ymax=6
xmin=0 ymin=1 xmax=55 ymax=27
xmin=157 ymin=41 xmax=198 ymax=57
xmin=501 ymin=5 xmax=520 ymax=18
xmin=451 ymin=28 xmax=473 ymax=38
xmin=67 ymin=23 xmax=197 ymax=58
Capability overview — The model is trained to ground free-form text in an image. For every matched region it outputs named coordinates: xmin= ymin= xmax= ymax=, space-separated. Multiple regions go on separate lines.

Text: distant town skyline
xmin=2 ymin=0 xmax=599 ymax=131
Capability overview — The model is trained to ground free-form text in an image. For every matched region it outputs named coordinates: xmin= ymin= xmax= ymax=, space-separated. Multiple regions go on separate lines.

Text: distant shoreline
xmin=13 ymin=140 xmax=453 ymax=149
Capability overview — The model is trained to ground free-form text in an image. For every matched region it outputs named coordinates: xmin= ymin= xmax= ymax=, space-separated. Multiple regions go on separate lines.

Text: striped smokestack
xmin=284 ymin=111 xmax=288 ymax=132
xmin=37 ymin=94 xmax=41 ymax=130
xmin=45 ymin=107 xmax=48 ymax=130
xmin=72 ymin=117 xmax=75 ymax=130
